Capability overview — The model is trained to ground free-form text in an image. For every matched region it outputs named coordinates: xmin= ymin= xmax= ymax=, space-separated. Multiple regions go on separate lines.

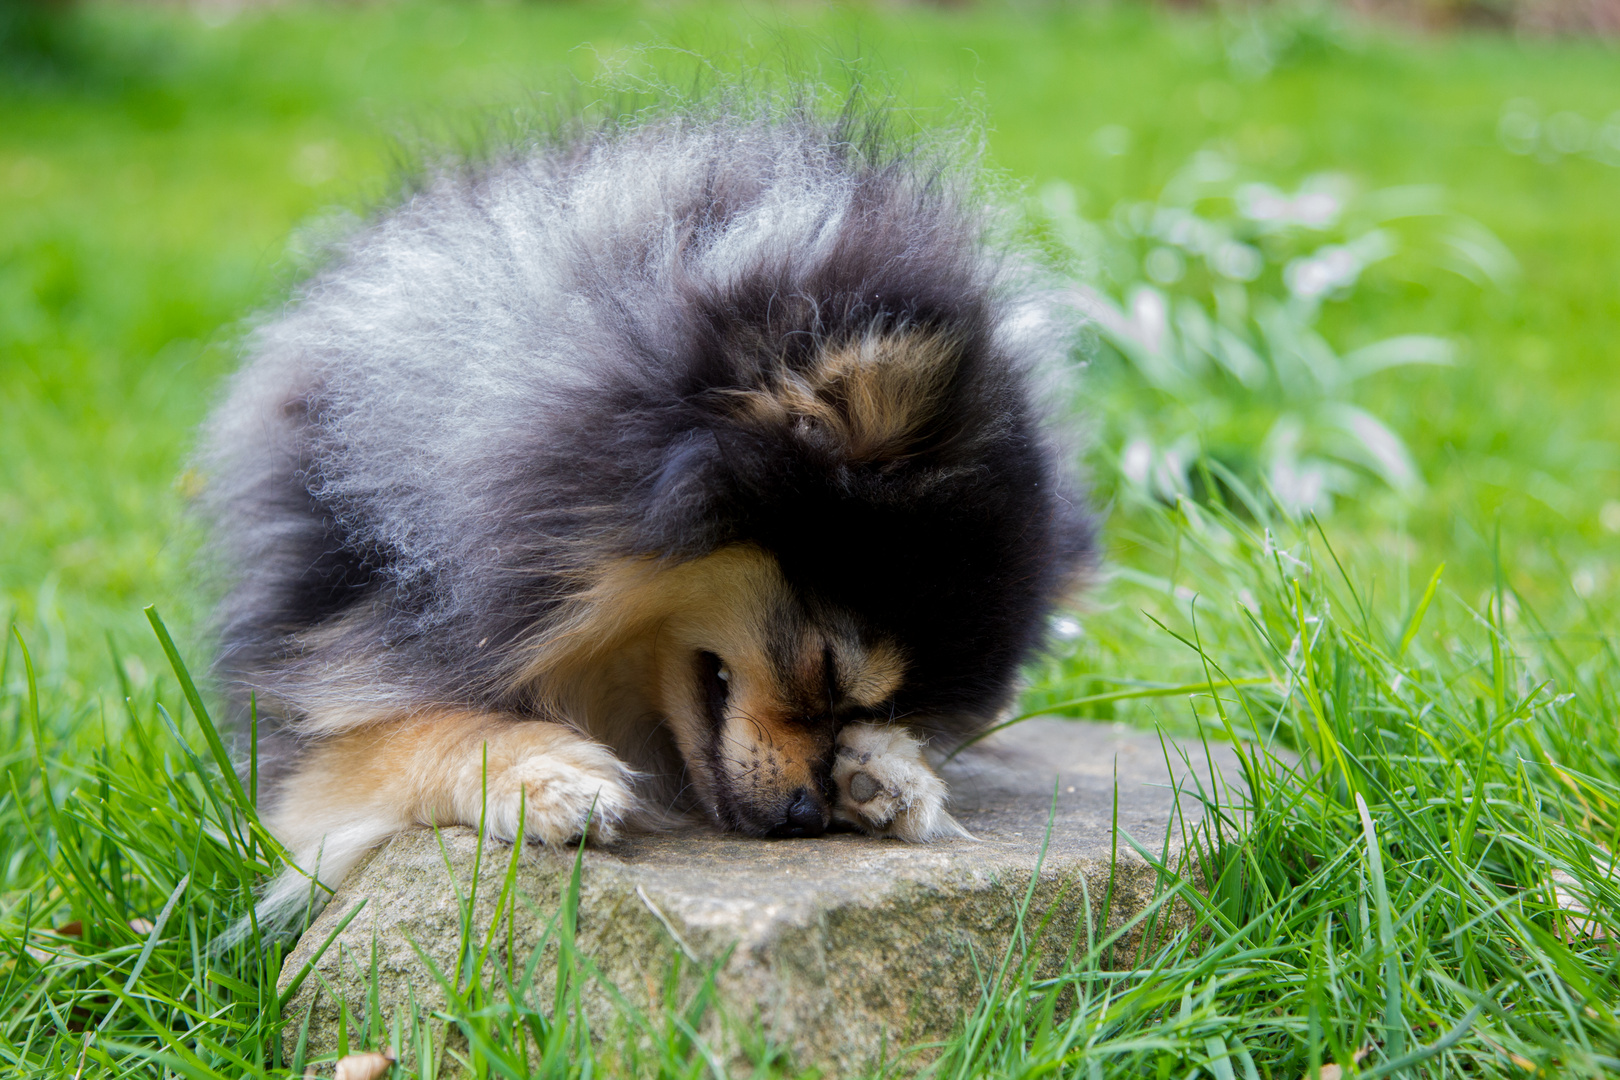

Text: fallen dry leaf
xmin=51 ymin=918 xmax=158 ymax=940
xmin=333 ymin=1048 xmax=395 ymax=1080
xmin=1551 ymin=869 xmax=1613 ymax=944
xmin=26 ymin=917 xmax=160 ymax=967
xmin=1304 ymin=1045 xmax=1372 ymax=1080
xmin=25 ymin=923 xmax=82 ymax=965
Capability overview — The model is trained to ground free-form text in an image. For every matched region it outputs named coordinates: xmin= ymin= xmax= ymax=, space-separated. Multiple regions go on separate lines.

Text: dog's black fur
xmin=200 ymin=97 xmax=1097 ymax=916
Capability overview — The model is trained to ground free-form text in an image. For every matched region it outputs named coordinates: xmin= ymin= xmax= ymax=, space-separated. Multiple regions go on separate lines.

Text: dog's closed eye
xmin=697 ymin=651 xmax=730 ymax=728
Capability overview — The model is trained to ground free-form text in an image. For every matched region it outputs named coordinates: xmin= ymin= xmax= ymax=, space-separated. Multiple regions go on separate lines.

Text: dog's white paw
xmin=481 ymin=742 xmax=636 ymax=847
xmin=831 ymin=723 xmax=969 ymax=841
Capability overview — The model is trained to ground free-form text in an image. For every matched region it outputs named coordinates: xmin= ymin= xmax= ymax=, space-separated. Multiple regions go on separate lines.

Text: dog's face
xmin=644 ymin=546 xmax=907 ymax=836
xmin=526 ymin=544 xmax=908 ymax=836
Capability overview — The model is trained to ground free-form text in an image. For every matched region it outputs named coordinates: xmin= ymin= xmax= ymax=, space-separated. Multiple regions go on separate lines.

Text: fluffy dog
xmin=201 ymin=101 xmax=1097 ymax=921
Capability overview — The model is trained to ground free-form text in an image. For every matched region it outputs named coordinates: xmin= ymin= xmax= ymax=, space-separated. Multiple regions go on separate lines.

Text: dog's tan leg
xmin=268 ymin=712 xmax=635 ymax=889
xmin=831 ymin=723 xmax=970 ymax=841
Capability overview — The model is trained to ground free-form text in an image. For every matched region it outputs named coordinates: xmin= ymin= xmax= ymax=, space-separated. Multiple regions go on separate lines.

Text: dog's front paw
xmin=831 ymin=724 xmax=969 ymax=841
xmin=481 ymin=738 xmax=636 ymax=847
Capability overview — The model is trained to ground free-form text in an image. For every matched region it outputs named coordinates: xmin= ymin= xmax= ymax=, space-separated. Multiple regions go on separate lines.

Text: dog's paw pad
xmin=832 ymin=724 xmax=967 ymax=842
xmin=846 ymin=770 xmax=883 ymax=804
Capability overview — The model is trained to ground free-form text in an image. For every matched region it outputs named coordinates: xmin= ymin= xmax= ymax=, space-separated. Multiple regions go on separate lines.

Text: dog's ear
xmin=636 ymin=333 xmax=966 ymax=558
xmin=635 ymin=430 xmax=734 ymax=556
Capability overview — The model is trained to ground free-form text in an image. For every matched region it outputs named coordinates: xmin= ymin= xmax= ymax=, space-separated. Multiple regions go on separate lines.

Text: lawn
xmin=2 ymin=1 xmax=1618 ymax=1076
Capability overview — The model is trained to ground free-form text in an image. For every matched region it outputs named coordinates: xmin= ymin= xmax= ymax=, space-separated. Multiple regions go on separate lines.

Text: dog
xmin=200 ymin=100 xmax=1097 ymax=924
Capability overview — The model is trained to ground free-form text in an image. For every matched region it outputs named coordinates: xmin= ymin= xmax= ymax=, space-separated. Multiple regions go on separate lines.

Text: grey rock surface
xmin=278 ymin=719 xmax=1246 ymax=1074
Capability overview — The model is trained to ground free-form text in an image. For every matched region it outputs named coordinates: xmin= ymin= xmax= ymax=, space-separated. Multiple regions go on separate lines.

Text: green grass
xmin=2 ymin=1 xmax=1618 ymax=1076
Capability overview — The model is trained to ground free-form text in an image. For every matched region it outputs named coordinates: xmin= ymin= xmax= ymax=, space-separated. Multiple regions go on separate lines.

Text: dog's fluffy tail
xmin=217 ymin=820 xmax=396 ymax=950
xmin=220 ymin=793 xmax=653 ymax=950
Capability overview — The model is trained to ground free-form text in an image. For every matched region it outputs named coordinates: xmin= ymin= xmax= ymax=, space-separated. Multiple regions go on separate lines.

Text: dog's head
xmin=517 ymin=329 xmax=1093 ymax=836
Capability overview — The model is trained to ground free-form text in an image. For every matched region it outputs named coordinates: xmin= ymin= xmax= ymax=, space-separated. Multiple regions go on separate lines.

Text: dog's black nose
xmin=766 ymin=788 xmax=827 ymax=838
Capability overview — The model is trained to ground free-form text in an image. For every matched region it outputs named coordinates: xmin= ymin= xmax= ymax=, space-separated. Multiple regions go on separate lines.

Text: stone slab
xmin=278 ymin=719 xmax=1246 ymax=1073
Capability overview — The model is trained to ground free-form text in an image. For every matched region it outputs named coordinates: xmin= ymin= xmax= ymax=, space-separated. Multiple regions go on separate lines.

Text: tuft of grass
xmin=0 ymin=618 xmax=760 ymax=1078
xmin=1037 ymin=155 xmax=1512 ymax=515
xmin=4 ymin=488 xmax=1617 ymax=1076
xmin=929 ymin=490 xmax=1620 ymax=1078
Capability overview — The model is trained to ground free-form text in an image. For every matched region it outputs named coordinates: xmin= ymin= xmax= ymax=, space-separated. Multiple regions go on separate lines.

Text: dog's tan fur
xmin=729 ymin=332 xmax=961 ymax=462
xmin=265 ymin=542 xmax=955 ymax=902
xmin=266 ymin=710 xmax=636 ymax=898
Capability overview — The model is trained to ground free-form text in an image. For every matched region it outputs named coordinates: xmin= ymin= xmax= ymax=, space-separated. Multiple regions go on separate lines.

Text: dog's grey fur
xmin=201 ymin=100 xmax=1095 ymax=922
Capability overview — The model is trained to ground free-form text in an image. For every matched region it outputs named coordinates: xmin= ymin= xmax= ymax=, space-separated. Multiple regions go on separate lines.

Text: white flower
xmin=1237 ymin=183 xmax=1342 ymax=228
xmin=1122 ymin=438 xmax=1154 ymax=487
xmin=1128 ymin=286 xmax=1169 ymax=355
xmin=1284 ymin=246 xmax=1359 ymax=299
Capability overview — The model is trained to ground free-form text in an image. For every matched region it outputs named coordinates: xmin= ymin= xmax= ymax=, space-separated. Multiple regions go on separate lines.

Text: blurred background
xmin=7 ymin=7 xmax=1619 ymax=1071
xmin=2 ymin=0 xmax=1617 ymax=700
